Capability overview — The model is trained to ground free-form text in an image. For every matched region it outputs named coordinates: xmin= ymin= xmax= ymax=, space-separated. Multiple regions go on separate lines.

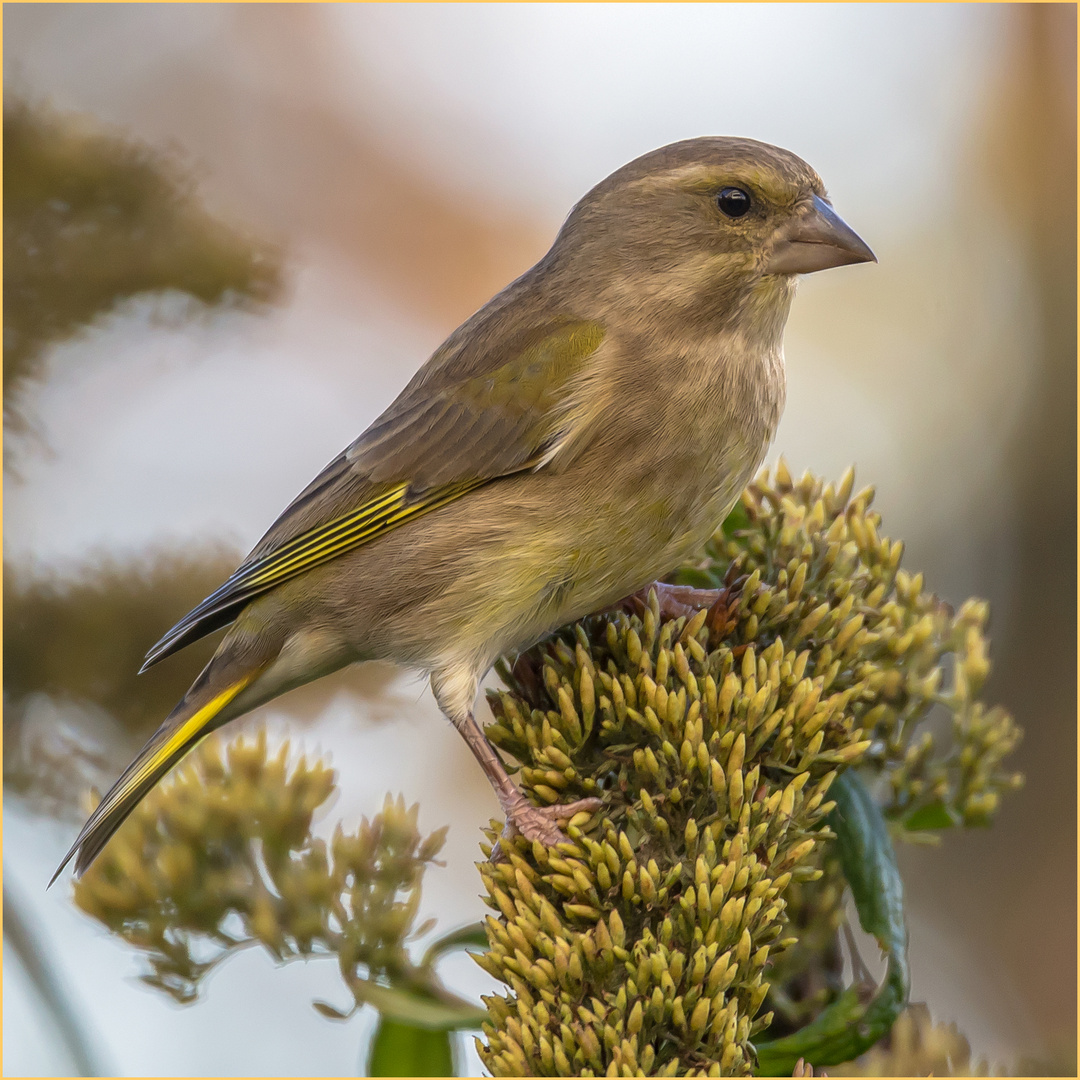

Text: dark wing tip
xmin=140 ymin=595 xmax=251 ymax=672
xmin=71 ymin=832 xmax=109 ymax=879
xmin=49 ymin=819 xmax=115 ymax=887
xmin=48 ymin=836 xmax=82 ymax=888
xmin=48 ymin=776 xmax=137 ymax=887
xmin=139 ymin=637 xmax=173 ymax=673
xmin=140 ymin=609 xmax=217 ymax=672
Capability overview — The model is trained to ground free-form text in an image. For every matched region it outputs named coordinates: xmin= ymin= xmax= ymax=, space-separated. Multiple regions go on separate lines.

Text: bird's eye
xmin=717 ymin=187 xmax=751 ymax=218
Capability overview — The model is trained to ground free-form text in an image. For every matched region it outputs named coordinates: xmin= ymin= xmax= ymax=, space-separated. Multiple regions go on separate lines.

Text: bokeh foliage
xmin=4 ymin=548 xmax=240 ymax=734
xmin=3 ymin=97 xmax=280 ymax=818
xmin=3 ymin=96 xmax=280 ymax=431
xmin=4 ymin=548 xmax=242 ymax=812
xmin=830 ymin=1004 xmax=989 ymax=1077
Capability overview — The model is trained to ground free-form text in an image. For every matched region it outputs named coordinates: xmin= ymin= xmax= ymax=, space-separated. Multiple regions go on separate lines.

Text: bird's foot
xmin=616 ymin=576 xmax=746 ymax=635
xmin=493 ymin=794 xmax=602 ymax=859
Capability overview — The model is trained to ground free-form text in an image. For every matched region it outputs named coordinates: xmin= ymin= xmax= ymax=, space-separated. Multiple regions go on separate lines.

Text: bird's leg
xmin=451 ymin=709 xmax=600 ymax=846
xmin=637 ymin=582 xmax=726 ymax=619
xmin=432 ymin=672 xmax=600 ymax=848
xmin=610 ymin=569 xmax=746 ymax=632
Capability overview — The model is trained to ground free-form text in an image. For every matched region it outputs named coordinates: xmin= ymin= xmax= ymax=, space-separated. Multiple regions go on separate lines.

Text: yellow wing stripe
xmin=50 ymin=672 xmax=260 ymax=884
xmin=141 ymin=478 xmax=492 ymax=671
xmin=241 ymin=479 xmax=486 ymax=590
xmin=242 ymin=484 xmax=410 ymax=586
xmin=244 ymin=484 xmax=410 ymax=586
xmin=126 ymin=675 xmax=256 ymax=793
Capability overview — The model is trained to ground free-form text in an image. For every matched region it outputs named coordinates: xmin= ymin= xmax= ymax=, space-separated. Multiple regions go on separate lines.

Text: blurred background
xmin=3 ymin=3 xmax=1075 ymax=1075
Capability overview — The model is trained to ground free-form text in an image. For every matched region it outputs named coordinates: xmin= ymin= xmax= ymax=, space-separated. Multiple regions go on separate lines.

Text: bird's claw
xmin=491 ymin=795 xmax=602 ymax=861
xmin=616 ymin=579 xmax=745 ymax=633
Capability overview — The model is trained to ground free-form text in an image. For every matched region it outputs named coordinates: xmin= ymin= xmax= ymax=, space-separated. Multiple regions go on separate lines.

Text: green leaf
xmin=665 ymin=566 xmax=721 ymax=589
xmin=754 ymin=770 xmax=910 ymax=1074
xmin=366 ymin=1016 xmax=456 ymax=1077
xmin=351 ymin=979 xmax=487 ymax=1031
xmin=420 ymin=922 xmax=489 ymax=970
xmin=901 ymin=799 xmax=958 ymax=832
xmin=721 ymin=499 xmax=751 ymax=536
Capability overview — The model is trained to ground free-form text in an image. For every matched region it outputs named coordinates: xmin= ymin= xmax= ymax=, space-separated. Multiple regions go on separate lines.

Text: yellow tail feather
xmin=50 ymin=673 xmax=256 ymax=885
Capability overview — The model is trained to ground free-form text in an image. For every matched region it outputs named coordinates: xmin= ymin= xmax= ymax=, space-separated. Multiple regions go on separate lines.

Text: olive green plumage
xmin=53 ymin=136 xmax=874 ymax=882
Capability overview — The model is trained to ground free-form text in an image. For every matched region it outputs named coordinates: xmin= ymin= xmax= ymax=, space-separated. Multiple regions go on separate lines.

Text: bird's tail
xmin=49 ymin=664 xmax=262 ymax=886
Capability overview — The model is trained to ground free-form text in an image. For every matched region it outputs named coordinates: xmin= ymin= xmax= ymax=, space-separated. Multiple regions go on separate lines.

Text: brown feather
xmin=141 ymin=319 xmax=606 ymax=668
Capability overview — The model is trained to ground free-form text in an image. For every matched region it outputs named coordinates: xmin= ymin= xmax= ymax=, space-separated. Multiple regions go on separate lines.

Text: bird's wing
xmin=140 ymin=318 xmax=606 ymax=670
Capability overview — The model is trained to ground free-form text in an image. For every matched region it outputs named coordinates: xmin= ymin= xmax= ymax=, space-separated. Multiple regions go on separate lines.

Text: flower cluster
xmin=475 ymin=464 xmax=1021 ymax=1076
xmin=678 ymin=462 xmax=1023 ymax=829
xmin=73 ymin=731 xmax=471 ymax=1022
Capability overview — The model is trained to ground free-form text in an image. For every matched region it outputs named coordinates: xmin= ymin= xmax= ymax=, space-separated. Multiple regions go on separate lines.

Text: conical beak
xmin=765 ymin=195 xmax=876 ymax=275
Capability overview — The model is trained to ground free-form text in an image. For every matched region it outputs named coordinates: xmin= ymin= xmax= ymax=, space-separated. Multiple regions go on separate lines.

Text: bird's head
xmin=551 ymin=137 xmax=875 ymax=337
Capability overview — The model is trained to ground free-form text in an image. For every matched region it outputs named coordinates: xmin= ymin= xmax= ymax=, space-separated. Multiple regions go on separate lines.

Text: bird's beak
xmin=764 ymin=195 xmax=876 ymax=275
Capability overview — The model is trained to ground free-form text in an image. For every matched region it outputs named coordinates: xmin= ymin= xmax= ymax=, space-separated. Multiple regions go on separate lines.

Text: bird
xmin=52 ymin=136 xmax=874 ymax=884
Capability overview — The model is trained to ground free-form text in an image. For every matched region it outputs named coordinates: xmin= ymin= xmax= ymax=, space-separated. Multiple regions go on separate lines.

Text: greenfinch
xmin=53 ymin=136 xmax=873 ymax=882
